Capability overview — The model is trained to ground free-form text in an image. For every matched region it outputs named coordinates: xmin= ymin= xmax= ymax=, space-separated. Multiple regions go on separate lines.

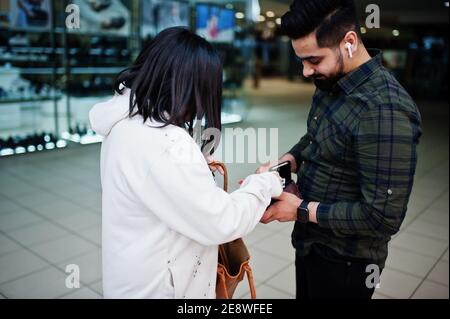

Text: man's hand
xmin=260 ymin=192 xmax=302 ymax=224
xmin=256 ymin=153 xmax=298 ymax=174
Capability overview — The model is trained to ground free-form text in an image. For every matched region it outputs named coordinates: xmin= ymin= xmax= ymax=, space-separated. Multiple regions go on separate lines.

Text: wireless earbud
xmin=345 ymin=42 xmax=353 ymax=58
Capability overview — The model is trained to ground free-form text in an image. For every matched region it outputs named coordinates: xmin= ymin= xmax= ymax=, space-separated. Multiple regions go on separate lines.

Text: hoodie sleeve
xmin=132 ymin=132 xmax=283 ymax=246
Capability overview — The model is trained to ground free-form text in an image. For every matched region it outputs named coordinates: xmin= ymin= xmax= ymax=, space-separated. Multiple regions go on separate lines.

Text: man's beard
xmin=312 ymin=51 xmax=345 ymax=92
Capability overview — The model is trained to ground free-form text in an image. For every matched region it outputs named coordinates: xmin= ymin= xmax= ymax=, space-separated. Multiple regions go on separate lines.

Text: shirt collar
xmin=336 ymin=49 xmax=383 ymax=95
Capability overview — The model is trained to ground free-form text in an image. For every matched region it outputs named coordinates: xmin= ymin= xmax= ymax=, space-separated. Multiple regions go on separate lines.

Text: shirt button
xmin=387 ymin=189 xmax=393 ymax=196
xmin=310 ymin=141 xmax=313 ymax=145
xmin=314 ymin=116 xmax=318 ymax=121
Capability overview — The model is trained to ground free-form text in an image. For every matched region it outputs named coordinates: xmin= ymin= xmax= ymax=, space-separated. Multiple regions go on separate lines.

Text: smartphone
xmin=269 ymin=161 xmax=292 ymax=188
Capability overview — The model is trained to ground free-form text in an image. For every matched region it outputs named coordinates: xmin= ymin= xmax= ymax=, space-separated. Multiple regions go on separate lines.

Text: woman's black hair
xmin=114 ymin=26 xmax=222 ymax=136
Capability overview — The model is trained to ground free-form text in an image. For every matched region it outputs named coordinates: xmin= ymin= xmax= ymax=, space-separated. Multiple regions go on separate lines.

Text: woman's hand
xmin=206 ymin=156 xmax=225 ymax=175
xmin=255 ymin=160 xmax=279 ymax=174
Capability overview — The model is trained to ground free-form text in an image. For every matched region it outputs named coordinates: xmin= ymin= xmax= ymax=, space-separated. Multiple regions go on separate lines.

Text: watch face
xmin=298 ymin=208 xmax=309 ymax=223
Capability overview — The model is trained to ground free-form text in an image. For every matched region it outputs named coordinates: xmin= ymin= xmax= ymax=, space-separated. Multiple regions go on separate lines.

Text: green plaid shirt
xmin=289 ymin=50 xmax=422 ymax=268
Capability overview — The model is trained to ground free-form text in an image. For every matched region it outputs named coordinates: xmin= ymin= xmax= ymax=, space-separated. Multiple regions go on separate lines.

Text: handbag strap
xmin=210 ymin=161 xmax=257 ymax=299
xmin=208 ymin=161 xmax=228 ymax=192
xmin=217 ymin=267 xmax=230 ymax=299
xmin=244 ymin=264 xmax=256 ymax=299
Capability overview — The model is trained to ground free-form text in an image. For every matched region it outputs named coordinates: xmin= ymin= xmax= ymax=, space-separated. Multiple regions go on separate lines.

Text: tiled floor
xmin=0 ymin=79 xmax=448 ymax=299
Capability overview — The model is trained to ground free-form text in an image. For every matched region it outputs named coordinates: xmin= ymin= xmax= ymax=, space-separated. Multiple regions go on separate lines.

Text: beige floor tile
xmin=55 ymin=212 xmax=101 ymax=233
xmin=0 ymin=211 xmax=43 ymax=232
xmin=407 ymin=220 xmax=449 ymax=241
xmin=78 ymin=226 xmax=102 ymax=246
xmin=411 ymin=280 xmax=449 ymax=299
xmin=0 ymin=198 xmax=22 ymax=215
xmin=442 ymin=249 xmax=449 ymax=262
xmin=0 ymin=267 xmax=69 ymax=299
xmin=243 ymin=224 xmax=275 ymax=246
xmin=7 ymin=221 xmax=70 ymax=246
xmin=390 ymin=230 xmax=448 ymax=258
xmin=60 ymin=287 xmax=102 ymax=299
xmin=57 ymin=250 xmax=102 ymax=285
xmin=247 ymin=248 xmax=292 ymax=283
xmin=29 ymin=235 xmax=97 ymax=264
xmin=372 ymin=292 xmax=391 ymax=299
xmin=265 ymin=264 xmax=296 ymax=296
xmin=385 ymin=246 xmax=438 ymax=277
xmin=0 ymin=249 xmax=48 ymax=285
xmin=241 ymin=284 xmax=294 ymax=299
xmin=0 ymin=234 xmax=21 ymax=256
xmin=376 ymin=268 xmax=422 ymax=299
xmin=89 ymin=280 xmax=103 ymax=296
xmin=234 ymin=279 xmax=262 ymax=299
xmin=253 ymin=233 xmax=295 ymax=262
xmin=427 ymin=261 xmax=449 ymax=286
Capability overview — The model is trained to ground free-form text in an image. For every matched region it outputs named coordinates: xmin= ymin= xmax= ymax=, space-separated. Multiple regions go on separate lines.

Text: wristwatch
xmin=297 ymin=200 xmax=309 ymax=223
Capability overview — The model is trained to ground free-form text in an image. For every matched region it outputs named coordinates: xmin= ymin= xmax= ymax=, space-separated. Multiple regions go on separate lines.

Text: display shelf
xmin=0 ymin=0 xmax=250 ymax=158
xmin=0 ymin=134 xmax=67 ymax=157
xmin=0 ymin=142 xmax=67 ymax=157
xmin=15 ymin=66 xmax=126 ymax=75
xmin=0 ymin=96 xmax=61 ymax=104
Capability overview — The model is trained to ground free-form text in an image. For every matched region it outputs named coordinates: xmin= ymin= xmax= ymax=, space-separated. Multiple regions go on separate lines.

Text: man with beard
xmin=257 ymin=0 xmax=422 ymax=299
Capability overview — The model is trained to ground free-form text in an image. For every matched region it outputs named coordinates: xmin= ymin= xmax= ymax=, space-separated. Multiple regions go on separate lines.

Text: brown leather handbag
xmin=208 ymin=162 xmax=257 ymax=299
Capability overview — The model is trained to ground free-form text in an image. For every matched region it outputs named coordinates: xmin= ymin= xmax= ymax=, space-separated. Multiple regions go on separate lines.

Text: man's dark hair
xmin=281 ymin=0 xmax=360 ymax=47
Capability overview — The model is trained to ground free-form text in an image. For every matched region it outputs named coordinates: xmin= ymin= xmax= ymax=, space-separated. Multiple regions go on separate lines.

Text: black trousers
xmin=295 ymin=244 xmax=380 ymax=299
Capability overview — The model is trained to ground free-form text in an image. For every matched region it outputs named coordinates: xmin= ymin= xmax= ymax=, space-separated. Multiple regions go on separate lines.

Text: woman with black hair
xmin=89 ymin=27 xmax=282 ymax=299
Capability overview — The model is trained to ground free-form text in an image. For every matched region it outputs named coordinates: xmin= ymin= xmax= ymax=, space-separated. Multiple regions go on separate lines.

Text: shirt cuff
xmin=265 ymin=172 xmax=283 ymax=198
xmin=316 ymin=202 xmax=332 ymax=228
xmin=287 ymin=149 xmax=302 ymax=171
xmin=240 ymin=172 xmax=283 ymax=199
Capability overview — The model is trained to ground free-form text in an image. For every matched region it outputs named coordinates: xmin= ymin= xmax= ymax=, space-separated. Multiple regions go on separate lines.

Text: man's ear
xmin=342 ymin=31 xmax=359 ymax=55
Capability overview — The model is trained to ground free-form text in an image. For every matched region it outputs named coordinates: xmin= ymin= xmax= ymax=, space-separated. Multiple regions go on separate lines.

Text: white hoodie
xmin=89 ymin=89 xmax=282 ymax=299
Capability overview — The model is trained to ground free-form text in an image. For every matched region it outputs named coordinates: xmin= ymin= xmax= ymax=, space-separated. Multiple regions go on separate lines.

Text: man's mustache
xmin=311 ymin=74 xmax=327 ymax=80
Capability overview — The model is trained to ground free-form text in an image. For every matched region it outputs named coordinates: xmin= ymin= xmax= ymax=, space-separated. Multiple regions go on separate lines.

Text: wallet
xmin=270 ymin=180 xmax=302 ymax=206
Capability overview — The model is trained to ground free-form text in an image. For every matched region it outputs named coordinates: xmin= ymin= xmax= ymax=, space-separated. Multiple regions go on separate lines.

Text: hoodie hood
xmin=89 ymin=89 xmax=131 ymax=137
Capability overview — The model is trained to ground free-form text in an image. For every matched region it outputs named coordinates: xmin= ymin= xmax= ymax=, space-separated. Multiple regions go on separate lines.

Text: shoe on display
xmin=101 ymin=16 xmax=126 ymax=30
xmin=6 ymin=137 xmax=16 ymax=149
xmin=0 ymin=87 xmax=6 ymax=99
xmin=75 ymin=123 xmax=88 ymax=136
xmin=88 ymin=0 xmax=112 ymax=12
